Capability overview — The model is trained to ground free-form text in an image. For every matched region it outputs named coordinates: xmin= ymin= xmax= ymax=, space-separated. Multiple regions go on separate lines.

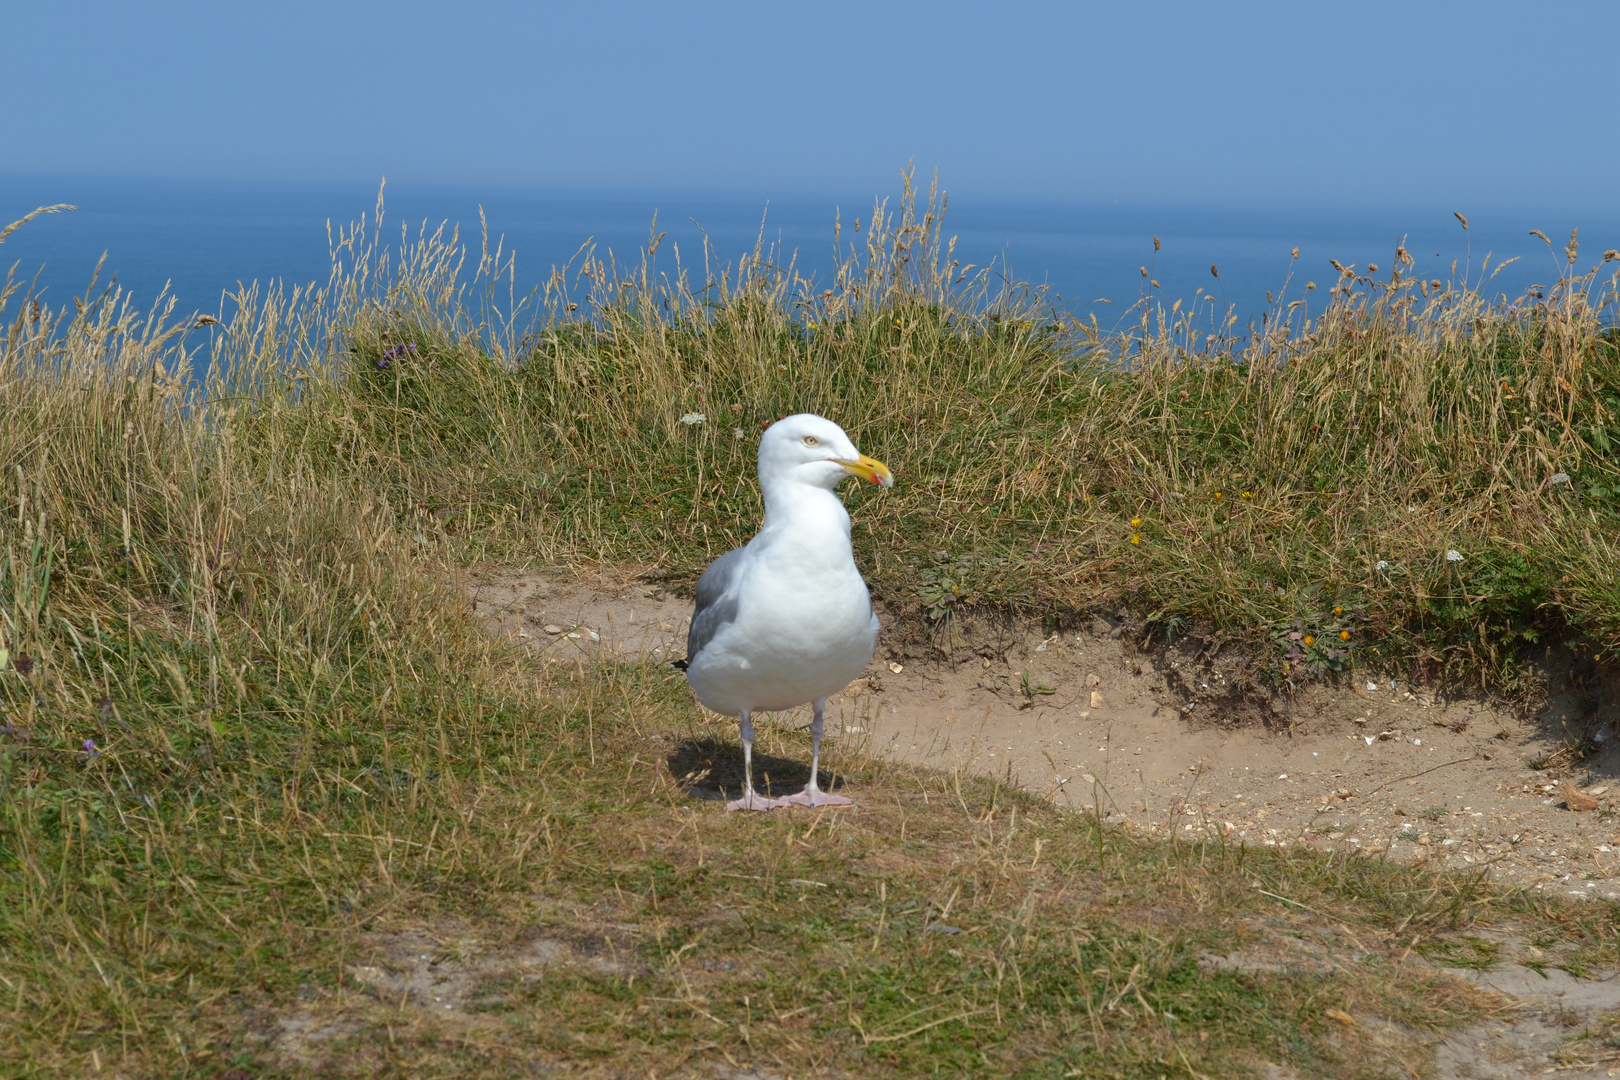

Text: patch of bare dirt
xmin=1431 ymin=956 xmax=1620 ymax=1078
xmin=343 ymin=924 xmax=590 ymax=1014
xmin=1201 ymin=923 xmax=1620 ymax=1077
xmin=463 ymin=567 xmax=1620 ymax=900
xmin=249 ymin=910 xmax=657 ymax=1073
xmin=264 ymin=1011 xmax=362 ymax=1069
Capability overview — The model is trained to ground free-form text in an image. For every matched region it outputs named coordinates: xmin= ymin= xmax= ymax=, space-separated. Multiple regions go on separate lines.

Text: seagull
xmin=674 ymin=414 xmax=893 ymax=811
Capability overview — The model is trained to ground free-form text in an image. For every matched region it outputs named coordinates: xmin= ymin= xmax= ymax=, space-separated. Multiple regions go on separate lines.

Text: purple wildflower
xmin=82 ymin=738 xmax=101 ymax=760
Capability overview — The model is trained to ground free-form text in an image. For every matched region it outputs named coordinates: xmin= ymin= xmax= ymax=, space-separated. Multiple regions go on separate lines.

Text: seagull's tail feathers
xmin=668 ymin=657 xmax=690 ymax=671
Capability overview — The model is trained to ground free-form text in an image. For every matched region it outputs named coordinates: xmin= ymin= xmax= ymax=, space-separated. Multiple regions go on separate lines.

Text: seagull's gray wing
xmin=676 ymin=546 xmax=746 ymax=669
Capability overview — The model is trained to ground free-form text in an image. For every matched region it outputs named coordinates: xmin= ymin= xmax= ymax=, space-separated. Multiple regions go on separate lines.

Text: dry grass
xmin=2 ymin=177 xmax=1619 ymax=1076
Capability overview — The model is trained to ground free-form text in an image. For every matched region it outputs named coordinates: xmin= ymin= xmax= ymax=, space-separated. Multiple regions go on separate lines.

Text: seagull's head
xmin=758 ymin=414 xmax=893 ymax=493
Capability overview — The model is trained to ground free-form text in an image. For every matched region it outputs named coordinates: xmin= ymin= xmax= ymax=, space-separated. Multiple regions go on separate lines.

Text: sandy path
xmin=465 ymin=566 xmax=1620 ymax=902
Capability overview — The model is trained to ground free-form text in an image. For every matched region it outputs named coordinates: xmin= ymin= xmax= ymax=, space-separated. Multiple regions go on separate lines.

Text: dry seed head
xmin=1210 ymin=264 xmax=1219 ymax=279
xmin=1529 ymin=229 xmax=1550 ymax=245
xmin=1454 ymin=212 xmax=1469 ymax=230
xmin=1566 ymin=228 xmax=1579 ymax=265
xmin=1290 ymin=246 xmax=1299 ymax=259
xmin=1140 ymin=266 xmax=1148 ymax=278
xmin=1604 ymin=250 xmax=1620 ymax=262
xmin=1153 ymin=235 xmax=1161 ymax=252
xmin=1330 ymin=259 xmax=1345 ymax=273
xmin=0 ymin=203 xmax=76 ymax=246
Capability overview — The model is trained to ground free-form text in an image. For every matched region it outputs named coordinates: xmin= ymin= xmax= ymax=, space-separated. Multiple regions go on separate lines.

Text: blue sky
xmin=4 ymin=1 xmax=1616 ymax=210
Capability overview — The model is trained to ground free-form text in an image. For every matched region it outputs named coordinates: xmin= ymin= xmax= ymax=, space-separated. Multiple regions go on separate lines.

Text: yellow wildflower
xmin=1303 ymin=635 xmax=1315 ymax=646
xmin=1130 ymin=534 xmax=1141 ymax=545
xmin=1340 ymin=630 xmax=1350 ymax=640
xmin=1333 ymin=606 xmax=1342 ymax=615
xmin=1130 ymin=517 xmax=1142 ymax=527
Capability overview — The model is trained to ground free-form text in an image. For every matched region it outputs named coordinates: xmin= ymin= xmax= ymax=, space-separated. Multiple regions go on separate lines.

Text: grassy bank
xmin=2 ymin=182 xmax=1619 ymax=1076
xmin=236 ymin=179 xmax=1620 ymax=682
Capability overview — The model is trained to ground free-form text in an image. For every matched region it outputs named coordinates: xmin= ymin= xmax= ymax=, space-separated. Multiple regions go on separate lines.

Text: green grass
xmin=2 ymin=179 xmax=1620 ymax=1076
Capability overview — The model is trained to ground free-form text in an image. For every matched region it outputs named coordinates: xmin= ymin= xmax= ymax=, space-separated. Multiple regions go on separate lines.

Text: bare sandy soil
xmin=465 ymin=566 xmax=1620 ymax=903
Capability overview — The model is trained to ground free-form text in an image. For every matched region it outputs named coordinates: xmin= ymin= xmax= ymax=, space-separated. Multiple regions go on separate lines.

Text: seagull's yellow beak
xmin=834 ymin=454 xmax=894 ymax=489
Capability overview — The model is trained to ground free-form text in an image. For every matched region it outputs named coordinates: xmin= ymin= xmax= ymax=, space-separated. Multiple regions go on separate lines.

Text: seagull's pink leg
xmin=785 ymin=699 xmax=853 ymax=808
xmin=726 ymin=711 xmax=785 ymax=811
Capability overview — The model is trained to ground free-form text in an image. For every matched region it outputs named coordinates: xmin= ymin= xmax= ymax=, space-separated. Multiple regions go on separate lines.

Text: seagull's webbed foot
xmin=727 ymin=713 xmax=784 ymax=811
xmin=784 ymin=787 xmax=852 ymax=808
xmin=725 ymin=791 xmax=786 ymax=812
xmin=783 ymin=699 xmax=853 ymax=807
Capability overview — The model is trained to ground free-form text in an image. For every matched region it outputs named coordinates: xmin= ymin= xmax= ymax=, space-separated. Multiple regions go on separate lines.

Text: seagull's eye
xmin=803 ymin=435 xmax=820 ymax=447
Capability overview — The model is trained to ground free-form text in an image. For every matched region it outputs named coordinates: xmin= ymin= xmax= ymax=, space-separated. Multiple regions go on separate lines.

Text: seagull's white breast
xmin=685 ymin=494 xmax=878 ymax=716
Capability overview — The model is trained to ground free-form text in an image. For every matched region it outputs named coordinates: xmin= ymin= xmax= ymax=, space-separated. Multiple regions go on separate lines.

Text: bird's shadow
xmin=666 ymin=736 xmax=844 ymax=802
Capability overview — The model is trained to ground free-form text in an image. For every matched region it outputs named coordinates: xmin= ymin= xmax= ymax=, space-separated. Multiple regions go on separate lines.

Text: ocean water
xmin=3 ymin=175 xmax=1616 ymax=343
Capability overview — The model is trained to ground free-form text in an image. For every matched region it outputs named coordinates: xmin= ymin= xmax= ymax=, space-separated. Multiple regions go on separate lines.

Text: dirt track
xmin=465 ymin=566 xmax=1620 ymax=903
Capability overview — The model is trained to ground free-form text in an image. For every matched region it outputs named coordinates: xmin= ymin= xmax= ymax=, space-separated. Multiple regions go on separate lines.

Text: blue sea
xmin=3 ymin=175 xmax=1616 ymax=343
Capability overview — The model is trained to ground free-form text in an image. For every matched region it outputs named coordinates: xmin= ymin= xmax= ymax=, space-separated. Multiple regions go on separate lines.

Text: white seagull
xmin=675 ymin=414 xmax=893 ymax=811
